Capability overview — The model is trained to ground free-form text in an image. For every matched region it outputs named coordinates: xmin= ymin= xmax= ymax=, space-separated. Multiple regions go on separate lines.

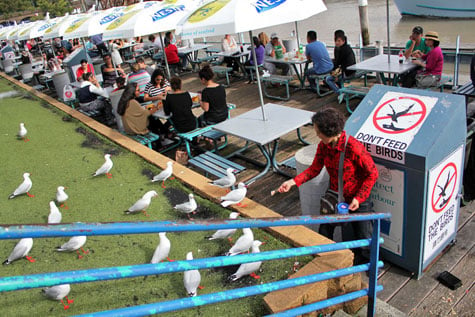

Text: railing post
xmin=367 ymin=219 xmax=381 ymax=317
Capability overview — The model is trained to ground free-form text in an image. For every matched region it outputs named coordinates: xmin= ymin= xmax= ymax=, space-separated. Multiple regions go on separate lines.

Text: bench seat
xmin=188 ymin=151 xmax=245 ymax=180
xmin=261 ymin=75 xmax=294 ymax=101
xmin=211 ymin=66 xmax=233 ymax=87
xmin=339 ymin=86 xmax=371 ymax=114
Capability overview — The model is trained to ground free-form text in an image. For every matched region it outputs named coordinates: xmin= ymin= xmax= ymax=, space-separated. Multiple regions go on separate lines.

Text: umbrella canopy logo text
xmin=151 ymin=5 xmax=185 ymax=22
xmin=253 ymin=0 xmax=287 ymax=13
xmin=100 ymin=13 xmax=125 ymax=25
xmin=187 ymin=0 xmax=230 ymax=23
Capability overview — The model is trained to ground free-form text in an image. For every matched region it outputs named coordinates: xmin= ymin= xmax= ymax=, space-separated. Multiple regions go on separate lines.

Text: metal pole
xmin=294 ymin=21 xmax=300 ymax=49
xmin=386 ymin=0 xmax=390 ymax=63
xmin=358 ymin=0 xmax=370 ymax=46
xmin=159 ymin=32 xmax=170 ymax=79
xmin=454 ymin=35 xmax=460 ymax=88
xmin=249 ymin=30 xmax=266 ymax=121
xmin=367 ymin=219 xmax=381 ymax=317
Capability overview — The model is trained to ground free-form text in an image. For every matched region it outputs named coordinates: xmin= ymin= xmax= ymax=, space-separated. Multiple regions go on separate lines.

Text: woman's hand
xmin=278 ymin=179 xmax=296 ymax=193
xmin=349 ymin=198 xmax=360 ymax=211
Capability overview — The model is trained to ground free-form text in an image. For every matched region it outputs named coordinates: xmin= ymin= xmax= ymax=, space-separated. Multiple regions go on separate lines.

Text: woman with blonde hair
xmin=258 ymin=32 xmax=270 ymax=46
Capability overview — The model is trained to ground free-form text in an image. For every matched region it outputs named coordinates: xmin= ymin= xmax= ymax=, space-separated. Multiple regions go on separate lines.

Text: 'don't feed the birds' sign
xmin=355 ymin=92 xmax=438 ymax=164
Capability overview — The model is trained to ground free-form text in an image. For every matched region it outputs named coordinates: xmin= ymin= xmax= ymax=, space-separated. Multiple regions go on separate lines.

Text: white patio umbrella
xmin=8 ymin=22 xmax=34 ymax=41
xmin=0 ymin=24 xmax=17 ymax=41
xmin=16 ymin=14 xmax=63 ymax=41
xmin=177 ymin=0 xmax=327 ymax=121
xmin=42 ymin=13 xmax=83 ymax=40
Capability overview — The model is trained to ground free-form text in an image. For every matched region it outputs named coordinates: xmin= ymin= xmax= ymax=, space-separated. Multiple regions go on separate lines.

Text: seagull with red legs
xmin=92 ymin=154 xmax=113 ymax=178
xmin=184 ymin=251 xmax=202 ymax=297
xmin=220 ymin=182 xmax=247 ymax=207
xmin=56 ymin=236 xmax=88 ymax=259
xmin=205 ymin=212 xmax=240 ymax=244
xmin=124 ymin=190 xmax=158 ymax=217
xmin=225 ymin=228 xmax=254 ymax=256
xmin=174 ymin=193 xmax=197 ymax=220
xmin=152 ymin=161 xmax=174 ymax=188
xmin=18 ymin=122 xmax=29 ymax=142
xmin=150 ymin=232 xmax=173 ymax=263
xmin=229 ymin=240 xmax=264 ymax=281
xmin=42 ymin=284 xmax=74 ymax=310
xmin=8 ymin=172 xmax=34 ymax=199
xmin=56 ymin=186 xmax=69 ymax=210
xmin=209 ymin=168 xmax=236 ymax=192
xmin=3 ymin=238 xmax=35 ymax=264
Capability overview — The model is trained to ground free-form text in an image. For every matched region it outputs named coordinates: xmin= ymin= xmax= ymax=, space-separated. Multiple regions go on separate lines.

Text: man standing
xmin=404 ymin=26 xmax=430 ymax=59
xmin=305 ymin=30 xmax=333 ymax=92
xmin=90 ymin=34 xmax=108 ymax=57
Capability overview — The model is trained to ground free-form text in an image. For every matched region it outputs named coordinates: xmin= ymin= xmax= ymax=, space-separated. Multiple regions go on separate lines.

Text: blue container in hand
xmin=337 ymin=203 xmax=349 ymax=214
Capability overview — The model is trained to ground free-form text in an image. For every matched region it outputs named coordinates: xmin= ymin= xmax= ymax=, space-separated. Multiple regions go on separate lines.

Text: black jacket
xmin=334 ymin=43 xmax=356 ymax=77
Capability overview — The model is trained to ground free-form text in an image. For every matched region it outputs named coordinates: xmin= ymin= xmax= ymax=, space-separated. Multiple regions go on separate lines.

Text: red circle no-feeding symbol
xmin=372 ymin=96 xmax=427 ymax=134
xmin=431 ymin=162 xmax=457 ymax=213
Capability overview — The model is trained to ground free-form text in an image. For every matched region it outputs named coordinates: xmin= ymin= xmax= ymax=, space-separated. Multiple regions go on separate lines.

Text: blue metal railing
xmin=0 ymin=213 xmax=390 ymax=317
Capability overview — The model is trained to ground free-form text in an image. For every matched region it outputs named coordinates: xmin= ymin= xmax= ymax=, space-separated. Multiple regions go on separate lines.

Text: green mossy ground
xmin=0 ymin=79 xmax=310 ymax=316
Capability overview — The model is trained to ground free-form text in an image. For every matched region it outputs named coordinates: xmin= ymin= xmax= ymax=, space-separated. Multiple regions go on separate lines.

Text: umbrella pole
xmin=249 ymin=30 xmax=266 ymax=121
xmin=386 ymin=0 xmax=390 ymax=63
xmin=295 ymin=21 xmax=300 ymax=49
xmin=159 ymin=32 xmax=171 ymax=79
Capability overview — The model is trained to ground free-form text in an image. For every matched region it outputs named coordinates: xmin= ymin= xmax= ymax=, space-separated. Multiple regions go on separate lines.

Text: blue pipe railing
xmin=0 ymin=213 xmax=390 ymax=317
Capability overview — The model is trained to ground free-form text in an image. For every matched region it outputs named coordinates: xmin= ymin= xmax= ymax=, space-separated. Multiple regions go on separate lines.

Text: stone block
xmin=343 ymin=281 xmax=368 ymax=314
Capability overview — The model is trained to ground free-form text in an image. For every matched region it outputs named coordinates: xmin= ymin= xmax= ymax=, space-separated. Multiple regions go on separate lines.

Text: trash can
xmin=345 ymin=85 xmax=466 ymax=278
xmin=52 ymin=71 xmax=71 ymax=99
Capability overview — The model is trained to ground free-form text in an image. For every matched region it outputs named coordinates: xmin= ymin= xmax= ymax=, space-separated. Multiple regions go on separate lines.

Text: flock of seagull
xmin=2 ymin=123 xmax=265 ymax=310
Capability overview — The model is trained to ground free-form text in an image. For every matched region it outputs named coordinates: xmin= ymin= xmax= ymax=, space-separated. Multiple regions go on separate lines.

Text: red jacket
xmin=164 ymin=44 xmax=180 ymax=64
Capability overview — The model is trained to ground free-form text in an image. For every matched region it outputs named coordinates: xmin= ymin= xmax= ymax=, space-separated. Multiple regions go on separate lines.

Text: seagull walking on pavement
xmin=220 ymin=182 xmax=247 ymax=207
xmin=48 ymin=201 xmax=62 ymax=224
xmin=56 ymin=236 xmax=88 ymax=259
xmin=42 ymin=284 xmax=74 ymax=310
xmin=8 ymin=172 xmax=34 ymax=199
xmin=226 ymin=228 xmax=254 ymax=256
xmin=174 ymin=193 xmax=197 ymax=219
xmin=183 ymin=252 xmax=202 ymax=297
xmin=3 ymin=238 xmax=35 ymax=264
xmin=92 ymin=154 xmax=113 ymax=178
xmin=56 ymin=186 xmax=69 ymax=209
xmin=124 ymin=190 xmax=158 ymax=217
xmin=209 ymin=168 xmax=236 ymax=191
xmin=205 ymin=212 xmax=240 ymax=243
xmin=229 ymin=240 xmax=264 ymax=281
xmin=151 ymin=232 xmax=172 ymax=263
xmin=18 ymin=122 xmax=29 ymax=142
xmin=152 ymin=161 xmax=174 ymax=188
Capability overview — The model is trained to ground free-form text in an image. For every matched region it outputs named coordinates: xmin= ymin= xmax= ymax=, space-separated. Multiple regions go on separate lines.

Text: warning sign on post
xmin=355 ymin=92 xmax=438 ymax=164
xmin=423 ymin=146 xmax=463 ymax=263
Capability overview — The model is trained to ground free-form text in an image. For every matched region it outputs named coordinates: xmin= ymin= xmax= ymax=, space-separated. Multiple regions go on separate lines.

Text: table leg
xmin=244 ymin=143 xmax=273 ymax=185
xmin=297 ymin=127 xmax=311 ymax=145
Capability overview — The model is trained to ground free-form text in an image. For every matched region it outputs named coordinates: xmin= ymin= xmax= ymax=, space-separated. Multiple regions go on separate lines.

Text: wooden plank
xmin=451 ymin=281 xmax=475 ymax=317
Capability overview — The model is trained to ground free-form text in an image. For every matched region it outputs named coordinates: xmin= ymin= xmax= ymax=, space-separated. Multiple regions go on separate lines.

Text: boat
xmin=393 ymin=0 xmax=475 ymax=18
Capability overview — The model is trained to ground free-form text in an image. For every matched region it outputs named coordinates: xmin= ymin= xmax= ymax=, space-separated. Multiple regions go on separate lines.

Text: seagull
xmin=124 ymin=190 xmax=158 ymax=217
xmin=42 ymin=284 xmax=74 ymax=310
xmin=2 ymin=238 xmax=35 ymax=264
xmin=221 ymin=182 xmax=247 ymax=207
xmin=205 ymin=212 xmax=240 ymax=243
xmin=56 ymin=186 xmax=69 ymax=209
xmin=183 ymin=252 xmax=202 ymax=297
xmin=18 ymin=122 xmax=29 ymax=142
xmin=152 ymin=161 xmax=174 ymax=188
xmin=8 ymin=172 xmax=34 ymax=199
xmin=174 ymin=194 xmax=197 ymax=219
xmin=48 ymin=201 xmax=62 ymax=224
xmin=229 ymin=240 xmax=264 ymax=281
xmin=226 ymin=228 xmax=254 ymax=256
xmin=151 ymin=232 xmax=172 ymax=263
xmin=92 ymin=154 xmax=113 ymax=178
xmin=209 ymin=168 xmax=236 ymax=191
xmin=56 ymin=236 xmax=88 ymax=259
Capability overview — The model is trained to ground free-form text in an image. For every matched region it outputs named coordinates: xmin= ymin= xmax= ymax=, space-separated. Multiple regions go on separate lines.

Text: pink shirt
xmin=421 ymin=46 xmax=443 ymax=76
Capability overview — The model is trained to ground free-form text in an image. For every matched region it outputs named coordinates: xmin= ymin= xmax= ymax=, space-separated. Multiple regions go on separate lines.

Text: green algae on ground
xmin=0 ymin=79 xmax=311 ymax=316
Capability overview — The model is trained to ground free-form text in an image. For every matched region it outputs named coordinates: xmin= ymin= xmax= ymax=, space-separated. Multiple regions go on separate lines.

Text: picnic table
xmin=213 ymin=103 xmax=313 ymax=184
xmin=265 ymin=55 xmax=308 ymax=88
xmin=213 ymin=48 xmax=251 ymax=75
xmin=178 ymin=43 xmax=212 ymax=67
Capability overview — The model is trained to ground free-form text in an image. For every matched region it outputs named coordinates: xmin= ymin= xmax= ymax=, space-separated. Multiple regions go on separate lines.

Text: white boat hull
xmin=393 ymin=0 xmax=475 ymax=18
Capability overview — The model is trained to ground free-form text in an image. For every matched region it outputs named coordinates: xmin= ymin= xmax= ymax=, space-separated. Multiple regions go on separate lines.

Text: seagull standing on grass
xmin=220 ymin=182 xmax=247 ymax=207
xmin=56 ymin=236 xmax=88 ymax=259
xmin=151 ymin=232 xmax=173 ymax=263
xmin=56 ymin=186 xmax=69 ymax=209
xmin=2 ymin=238 xmax=35 ymax=264
xmin=8 ymin=172 xmax=34 ymax=199
xmin=152 ymin=161 xmax=174 ymax=188
xmin=205 ymin=212 xmax=240 ymax=243
xmin=229 ymin=240 xmax=264 ymax=281
xmin=183 ymin=252 xmax=202 ymax=297
xmin=174 ymin=194 xmax=197 ymax=219
xmin=42 ymin=284 xmax=74 ymax=310
xmin=18 ymin=122 xmax=29 ymax=142
xmin=48 ymin=201 xmax=62 ymax=224
xmin=124 ymin=190 xmax=158 ymax=217
xmin=225 ymin=228 xmax=254 ymax=256
xmin=209 ymin=168 xmax=236 ymax=191
xmin=92 ymin=154 xmax=113 ymax=178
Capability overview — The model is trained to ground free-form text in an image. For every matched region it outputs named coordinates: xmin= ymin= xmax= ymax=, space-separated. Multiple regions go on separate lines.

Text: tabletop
xmin=213 ymin=103 xmax=314 ymax=145
xmin=178 ymin=44 xmax=212 ymax=55
xmin=347 ymin=54 xmax=417 ymax=75
xmin=265 ymin=56 xmax=308 ymax=65
xmin=215 ymin=48 xmax=251 ymax=58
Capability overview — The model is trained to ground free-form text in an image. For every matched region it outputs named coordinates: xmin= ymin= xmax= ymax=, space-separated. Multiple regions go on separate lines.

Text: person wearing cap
xmin=264 ymin=33 xmax=289 ymax=75
xmin=404 ymin=26 xmax=430 ymax=60
xmin=304 ymin=30 xmax=333 ymax=92
xmin=411 ymin=31 xmax=444 ymax=88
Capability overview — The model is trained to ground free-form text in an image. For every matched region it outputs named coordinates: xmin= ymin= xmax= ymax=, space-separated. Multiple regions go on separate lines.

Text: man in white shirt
xmin=77 ymin=73 xmax=115 ymax=125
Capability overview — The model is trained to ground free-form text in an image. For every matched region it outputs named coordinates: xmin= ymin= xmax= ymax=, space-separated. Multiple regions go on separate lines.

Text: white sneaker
xmin=338 ymin=93 xmax=345 ymax=104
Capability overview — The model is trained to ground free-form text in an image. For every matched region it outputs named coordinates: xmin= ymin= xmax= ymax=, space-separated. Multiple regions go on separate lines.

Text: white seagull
xmin=174 ymin=194 xmax=197 ymax=219
xmin=56 ymin=186 xmax=69 ymax=209
xmin=125 ymin=190 xmax=158 ymax=216
xmin=220 ymin=182 xmax=247 ymax=207
xmin=151 ymin=232 xmax=172 ymax=263
xmin=18 ymin=122 xmax=29 ymax=141
xmin=152 ymin=161 xmax=174 ymax=188
xmin=209 ymin=168 xmax=236 ymax=191
xmin=56 ymin=236 xmax=88 ymax=259
xmin=42 ymin=284 xmax=74 ymax=310
xmin=92 ymin=154 xmax=113 ymax=178
xmin=226 ymin=228 xmax=254 ymax=256
xmin=8 ymin=172 xmax=34 ymax=199
xmin=48 ymin=201 xmax=62 ymax=224
xmin=229 ymin=240 xmax=264 ymax=281
xmin=205 ymin=212 xmax=240 ymax=243
xmin=2 ymin=238 xmax=34 ymax=265
xmin=183 ymin=252 xmax=201 ymax=297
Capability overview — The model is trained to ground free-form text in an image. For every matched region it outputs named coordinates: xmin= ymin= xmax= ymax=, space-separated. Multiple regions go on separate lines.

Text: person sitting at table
xmin=84 ymin=39 xmax=100 ymax=58
xmin=198 ymin=64 xmax=228 ymax=127
xmin=165 ymin=31 xmax=188 ymax=70
xmin=101 ymin=53 xmax=125 ymax=88
xmin=127 ymin=62 xmax=151 ymax=103
xmin=143 ymin=68 xmax=170 ymax=103
xmin=20 ymin=50 xmax=32 ymax=64
xmin=221 ymin=34 xmax=240 ymax=75
xmin=76 ymin=59 xmax=94 ymax=82
xmin=77 ymin=73 xmax=115 ymax=126
xmin=109 ymin=39 xmax=124 ymax=68
xmin=43 ymin=52 xmax=62 ymax=72
xmin=404 ymin=26 xmax=430 ymax=60
xmin=305 ymin=30 xmax=333 ymax=93
xmin=264 ymin=33 xmax=289 ymax=75
xmin=163 ymin=77 xmax=197 ymax=133
xmin=90 ymin=34 xmax=108 ymax=57
xmin=112 ymin=77 xmax=126 ymax=93
xmin=163 ymin=36 xmax=181 ymax=74
xmin=136 ymin=57 xmax=154 ymax=76
xmin=244 ymin=36 xmax=265 ymax=84
xmin=409 ymin=31 xmax=444 ymax=89
xmin=324 ymin=31 xmax=356 ymax=102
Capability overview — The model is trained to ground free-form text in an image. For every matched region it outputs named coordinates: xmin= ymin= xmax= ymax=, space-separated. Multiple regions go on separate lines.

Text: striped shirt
xmin=144 ymin=80 xmax=170 ymax=97
xmin=127 ymin=70 xmax=151 ymax=96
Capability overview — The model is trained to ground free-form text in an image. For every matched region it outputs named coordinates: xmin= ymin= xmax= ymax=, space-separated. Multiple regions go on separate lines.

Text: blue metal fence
xmin=0 ymin=213 xmax=390 ymax=317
